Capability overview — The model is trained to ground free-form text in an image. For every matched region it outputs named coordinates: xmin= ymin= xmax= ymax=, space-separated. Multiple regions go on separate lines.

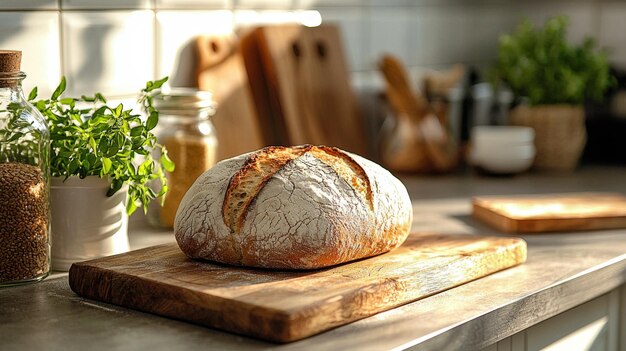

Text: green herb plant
xmin=29 ymin=76 xmax=174 ymax=214
xmin=492 ymin=16 xmax=613 ymax=105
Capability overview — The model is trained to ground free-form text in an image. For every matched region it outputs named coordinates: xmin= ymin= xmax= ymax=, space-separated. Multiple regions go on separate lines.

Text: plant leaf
xmin=126 ymin=199 xmax=137 ymax=215
xmin=146 ymin=111 xmax=158 ymax=131
xmin=51 ymin=76 xmax=66 ymax=100
xmin=160 ymin=151 xmax=175 ymax=172
xmin=101 ymin=157 xmax=112 ymax=174
xmin=114 ymin=104 xmax=123 ymax=117
xmin=107 ymin=179 xmax=123 ymax=196
xmin=28 ymin=87 xmax=38 ymax=101
xmin=95 ymin=93 xmax=107 ymax=103
xmin=152 ymin=76 xmax=168 ymax=90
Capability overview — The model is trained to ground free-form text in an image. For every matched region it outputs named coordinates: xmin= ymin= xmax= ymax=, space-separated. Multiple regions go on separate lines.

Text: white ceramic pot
xmin=50 ymin=176 xmax=129 ymax=271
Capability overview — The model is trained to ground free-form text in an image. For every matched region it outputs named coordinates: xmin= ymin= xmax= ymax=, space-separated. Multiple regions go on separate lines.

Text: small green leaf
xmin=107 ymin=179 xmax=123 ymax=196
xmin=152 ymin=76 xmax=169 ymax=89
xmin=93 ymin=105 xmax=108 ymax=117
xmin=28 ymin=87 xmax=38 ymax=101
xmin=130 ymin=126 xmax=143 ymax=137
xmin=60 ymin=98 xmax=75 ymax=105
xmin=126 ymin=199 xmax=138 ymax=215
xmin=146 ymin=111 xmax=158 ymax=131
xmin=114 ymin=104 xmax=123 ymax=117
xmin=138 ymin=158 xmax=152 ymax=176
xmin=101 ymin=157 xmax=112 ymax=174
xmin=51 ymin=76 xmax=67 ymax=100
xmin=95 ymin=93 xmax=107 ymax=103
xmin=160 ymin=151 xmax=175 ymax=172
xmin=104 ymin=142 xmax=119 ymax=158
xmin=88 ymin=137 xmax=97 ymax=152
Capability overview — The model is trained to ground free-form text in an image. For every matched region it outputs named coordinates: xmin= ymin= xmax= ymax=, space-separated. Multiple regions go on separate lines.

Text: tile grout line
xmin=58 ymin=0 xmax=65 ymax=82
xmin=152 ymin=4 xmax=158 ymax=81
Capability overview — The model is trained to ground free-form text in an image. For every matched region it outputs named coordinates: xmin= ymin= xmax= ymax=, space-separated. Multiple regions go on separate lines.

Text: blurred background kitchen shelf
xmin=2 ymin=0 xmax=626 ymax=165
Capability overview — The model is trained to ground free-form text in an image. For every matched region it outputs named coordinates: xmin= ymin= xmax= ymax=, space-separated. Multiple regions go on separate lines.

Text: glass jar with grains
xmin=0 ymin=50 xmax=50 ymax=286
xmin=147 ymin=88 xmax=217 ymax=228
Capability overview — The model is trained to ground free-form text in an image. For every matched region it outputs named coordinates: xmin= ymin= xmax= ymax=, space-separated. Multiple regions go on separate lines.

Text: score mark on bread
xmin=223 ymin=145 xmax=374 ymax=234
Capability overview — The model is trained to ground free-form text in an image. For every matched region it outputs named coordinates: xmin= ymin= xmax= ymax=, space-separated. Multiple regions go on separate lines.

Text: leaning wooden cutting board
xmin=473 ymin=193 xmax=626 ymax=233
xmin=241 ymin=24 xmax=369 ymax=156
xmin=195 ymin=34 xmax=266 ymax=160
xmin=69 ymin=233 xmax=525 ymax=343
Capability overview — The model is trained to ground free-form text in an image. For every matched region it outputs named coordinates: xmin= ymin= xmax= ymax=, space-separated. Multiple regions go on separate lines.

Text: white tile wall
xmin=464 ymin=5 xmax=515 ymax=64
xmin=61 ymin=0 xmax=153 ymax=9
xmin=515 ymin=1 xmax=596 ymax=45
xmin=156 ymin=10 xmax=233 ymax=87
xmin=0 ymin=0 xmax=622 ymax=99
xmin=62 ymin=11 xmax=154 ymax=97
xmin=0 ymin=12 xmax=61 ymax=97
xmin=234 ymin=0 xmax=293 ymax=9
xmin=413 ymin=6 xmax=471 ymax=66
xmin=297 ymin=0 xmax=362 ymax=8
xmin=368 ymin=7 xmax=415 ymax=70
xmin=317 ymin=6 xmax=366 ymax=71
xmin=233 ymin=9 xmax=301 ymax=28
xmin=598 ymin=2 xmax=626 ymax=69
xmin=156 ymin=0 xmax=230 ymax=9
xmin=0 ymin=0 xmax=58 ymax=10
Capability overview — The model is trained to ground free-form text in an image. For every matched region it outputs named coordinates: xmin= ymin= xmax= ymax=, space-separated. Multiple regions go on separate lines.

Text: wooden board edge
xmin=514 ymin=216 xmax=626 ymax=233
xmin=473 ymin=197 xmax=626 ymax=233
xmin=68 ymin=262 xmax=296 ymax=343
xmin=280 ymin=237 xmax=528 ymax=341
xmin=472 ymin=200 xmax=520 ymax=233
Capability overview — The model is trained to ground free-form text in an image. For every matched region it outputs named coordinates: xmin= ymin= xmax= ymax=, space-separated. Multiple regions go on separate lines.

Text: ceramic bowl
xmin=470 ymin=126 xmax=536 ymax=174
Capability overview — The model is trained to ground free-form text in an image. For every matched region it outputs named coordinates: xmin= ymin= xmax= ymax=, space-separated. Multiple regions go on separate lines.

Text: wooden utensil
xmin=241 ymin=24 xmax=369 ymax=156
xmin=195 ymin=34 xmax=266 ymax=160
xmin=69 ymin=233 xmax=526 ymax=343
xmin=379 ymin=55 xmax=457 ymax=173
xmin=473 ymin=193 xmax=626 ymax=233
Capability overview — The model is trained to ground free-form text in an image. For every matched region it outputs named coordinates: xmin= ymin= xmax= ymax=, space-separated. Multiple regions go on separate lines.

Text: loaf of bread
xmin=174 ymin=145 xmax=413 ymax=269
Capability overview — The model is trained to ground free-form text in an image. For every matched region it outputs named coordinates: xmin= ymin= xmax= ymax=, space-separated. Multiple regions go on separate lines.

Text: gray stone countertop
xmin=2 ymin=166 xmax=626 ymax=351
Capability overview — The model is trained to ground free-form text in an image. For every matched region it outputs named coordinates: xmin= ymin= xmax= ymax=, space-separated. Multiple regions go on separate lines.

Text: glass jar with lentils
xmin=0 ymin=50 xmax=51 ymax=286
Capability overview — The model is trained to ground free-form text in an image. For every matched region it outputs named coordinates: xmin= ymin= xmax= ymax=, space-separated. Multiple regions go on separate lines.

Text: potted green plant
xmin=492 ymin=16 xmax=613 ymax=171
xmin=28 ymin=77 xmax=174 ymax=270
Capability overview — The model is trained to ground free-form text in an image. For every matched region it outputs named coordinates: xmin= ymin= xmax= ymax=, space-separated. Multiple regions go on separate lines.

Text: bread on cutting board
xmin=174 ymin=145 xmax=413 ymax=269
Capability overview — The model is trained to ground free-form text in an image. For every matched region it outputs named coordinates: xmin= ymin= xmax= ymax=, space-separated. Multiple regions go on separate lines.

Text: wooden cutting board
xmin=473 ymin=193 xmax=626 ymax=233
xmin=241 ymin=24 xmax=369 ymax=156
xmin=195 ymin=34 xmax=266 ymax=160
xmin=69 ymin=233 xmax=526 ymax=343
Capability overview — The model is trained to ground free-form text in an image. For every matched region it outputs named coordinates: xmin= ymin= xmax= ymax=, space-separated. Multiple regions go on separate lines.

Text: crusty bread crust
xmin=174 ymin=145 xmax=413 ymax=269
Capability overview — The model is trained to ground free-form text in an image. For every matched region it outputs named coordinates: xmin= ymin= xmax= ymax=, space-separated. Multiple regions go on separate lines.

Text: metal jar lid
xmin=151 ymin=88 xmax=216 ymax=117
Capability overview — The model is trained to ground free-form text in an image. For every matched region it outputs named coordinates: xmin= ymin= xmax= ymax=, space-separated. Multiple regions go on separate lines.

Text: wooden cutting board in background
xmin=195 ymin=35 xmax=266 ymax=160
xmin=69 ymin=233 xmax=526 ymax=343
xmin=241 ymin=24 xmax=369 ymax=157
xmin=473 ymin=193 xmax=626 ymax=233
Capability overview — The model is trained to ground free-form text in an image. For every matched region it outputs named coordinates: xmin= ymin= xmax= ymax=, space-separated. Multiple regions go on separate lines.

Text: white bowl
xmin=472 ymin=144 xmax=536 ymax=161
xmin=478 ymin=154 xmax=535 ymax=174
xmin=471 ymin=126 xmax=535 ymax=144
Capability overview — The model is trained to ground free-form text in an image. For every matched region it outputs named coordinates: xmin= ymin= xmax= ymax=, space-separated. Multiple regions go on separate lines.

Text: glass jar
xmin=0 ymin=50 xmax=50 ymax=285
xmin=147 ymin=88 xmax=217 ymax=228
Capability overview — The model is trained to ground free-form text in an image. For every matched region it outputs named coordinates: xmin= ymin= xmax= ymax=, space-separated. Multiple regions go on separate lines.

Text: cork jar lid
xmin=0 ymin=50 xmax=22 ymax=73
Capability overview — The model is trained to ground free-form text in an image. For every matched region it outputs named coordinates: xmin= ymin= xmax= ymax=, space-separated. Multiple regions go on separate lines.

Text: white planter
xmin=50 ymin=176 xmax=129 ymax=271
